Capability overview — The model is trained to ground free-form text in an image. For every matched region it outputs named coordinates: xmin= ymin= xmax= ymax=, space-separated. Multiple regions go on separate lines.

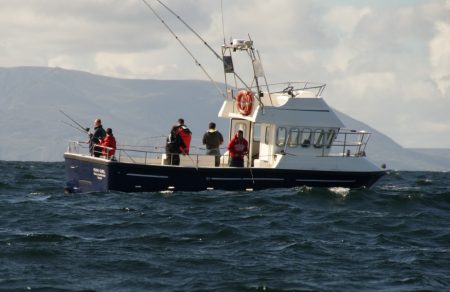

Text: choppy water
xmin=1 ymin=161 xmax=449 ymax=291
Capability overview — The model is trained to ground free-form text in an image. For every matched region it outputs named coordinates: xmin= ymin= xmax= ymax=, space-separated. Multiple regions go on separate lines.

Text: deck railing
xmin=66 ymin=142 xmax=222 ymax=167
xmin=326 ymin=129 xmax=370 ymax=157
xmin=261 ymin=82 xmax=326 ymax=98
xmin=66 ymin=129 xmax=370 ymax=169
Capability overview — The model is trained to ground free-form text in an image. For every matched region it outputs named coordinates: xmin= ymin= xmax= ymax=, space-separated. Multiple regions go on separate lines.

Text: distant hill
xmin=0 ymin=66 xmax=449 ymax=170
xmin=338 ymin=114 xmax=450 ymax=171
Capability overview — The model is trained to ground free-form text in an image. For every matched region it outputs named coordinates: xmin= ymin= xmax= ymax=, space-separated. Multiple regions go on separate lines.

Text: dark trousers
xmin=229 ymin=157 xmax=244 ymax=167
xmin=206 ymin=148 xmax=221 ymax=167
xmin=91 ymin=145 xmax=102 ymax=157
xmin=164 ymin=154 xmax=180 ymax=165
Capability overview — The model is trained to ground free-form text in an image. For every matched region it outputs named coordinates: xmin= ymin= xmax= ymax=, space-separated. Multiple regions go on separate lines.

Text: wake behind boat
xmin=64 ymin=2 xmax=385 ymax=193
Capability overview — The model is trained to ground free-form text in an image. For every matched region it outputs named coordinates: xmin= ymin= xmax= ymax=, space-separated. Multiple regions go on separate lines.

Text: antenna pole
xmin=221 ymin=0 xmax=226 ymax=46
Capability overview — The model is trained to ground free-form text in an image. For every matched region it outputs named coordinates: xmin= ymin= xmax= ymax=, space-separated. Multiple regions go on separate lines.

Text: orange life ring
xmin=236 ymin=90 xmax=253 ymax=116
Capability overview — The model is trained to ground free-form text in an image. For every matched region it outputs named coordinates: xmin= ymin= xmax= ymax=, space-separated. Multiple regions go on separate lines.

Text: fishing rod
xmin=140 ymin=0 xmax=226 ymax=99
xmin=185 ymin=153 xmax=199 ymax=171
xmin=140 ymin=0 xmax=252 ymax=96
xmin=59 ymin=109 xmax=89 ymax=134
xmin=246 ymin=153 xmax=255 ymax=185
xmin=153 ymin=0 xmax=252 ymax=90
xmin=154 ymin=0 xmax=222 ymax=61
xmin=61 ymin=120 xmax=89 ymax=135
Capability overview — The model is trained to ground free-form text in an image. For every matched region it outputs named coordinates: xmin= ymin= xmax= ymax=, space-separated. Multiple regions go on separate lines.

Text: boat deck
xmin=65 ymin=141 xmax=246 ymax=168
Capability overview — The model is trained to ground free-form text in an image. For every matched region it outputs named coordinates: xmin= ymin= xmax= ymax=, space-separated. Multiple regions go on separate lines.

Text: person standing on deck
xmin=176 ymin=118 xmax=192 ymax=155
xmin=202 ymin=122 xmax=224 ymax=166
xmin=165 ymin=125 xmax=185 ymax=165
xmin=100 ymin=128 xmax=116 ymax=159
xmin=89 ymin=118 xmax=106 ymax=157
xmin=227 ymin=130 xmax=248 ymax=167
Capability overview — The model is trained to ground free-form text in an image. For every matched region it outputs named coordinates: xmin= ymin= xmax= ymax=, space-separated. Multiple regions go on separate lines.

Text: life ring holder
xmin=236 ymin=90 xmax=253 ymax=116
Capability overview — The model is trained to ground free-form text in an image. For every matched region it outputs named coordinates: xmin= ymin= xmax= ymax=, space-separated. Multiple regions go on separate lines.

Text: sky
xmin=1 ymin=0 xmax=449 ymax=148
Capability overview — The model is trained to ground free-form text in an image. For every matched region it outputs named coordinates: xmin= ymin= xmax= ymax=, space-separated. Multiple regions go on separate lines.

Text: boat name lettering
xmin=93 ymin=168 xmax=106 ymax=180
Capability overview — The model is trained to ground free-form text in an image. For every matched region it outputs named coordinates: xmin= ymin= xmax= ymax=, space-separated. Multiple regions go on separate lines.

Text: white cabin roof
xmin=219 ymin=94 xmax=345 ymax=128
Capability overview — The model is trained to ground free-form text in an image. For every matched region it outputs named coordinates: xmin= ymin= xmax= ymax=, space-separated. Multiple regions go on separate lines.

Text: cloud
xmin=332 ymin=72 xmax=396 ymax=99
xmin=1 ymin=0 xmax=449 ymax=148
xmin=430 ymin=21 xmax=450 ymax=96
xmin=93 ymin=51 xmax=179 ymax=79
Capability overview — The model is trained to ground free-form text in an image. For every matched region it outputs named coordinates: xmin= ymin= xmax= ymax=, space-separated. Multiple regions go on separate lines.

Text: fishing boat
xmin=64 ymin=35 xmax=385 ymax=193
xmin=64 ymin=1 xmax=385 ymax=193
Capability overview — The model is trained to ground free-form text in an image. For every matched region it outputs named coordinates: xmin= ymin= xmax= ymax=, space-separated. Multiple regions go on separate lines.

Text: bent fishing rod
xmin=59 ymin=109 xmax=90 ymax=134
xmin=61 ymin=120 xmax=89 ymax=135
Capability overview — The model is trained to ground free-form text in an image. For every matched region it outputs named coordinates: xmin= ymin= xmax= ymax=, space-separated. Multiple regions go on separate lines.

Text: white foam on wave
xmin=328 ymin=187 xmax=350 ymax=198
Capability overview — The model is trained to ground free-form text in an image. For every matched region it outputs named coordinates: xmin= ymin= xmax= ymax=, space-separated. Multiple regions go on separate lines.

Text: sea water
xmin=1 ymin=161 xmax=449 ymax=291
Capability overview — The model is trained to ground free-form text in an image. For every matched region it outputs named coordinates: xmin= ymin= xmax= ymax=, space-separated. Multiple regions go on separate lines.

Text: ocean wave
xmin=1 ymin=163 xmax=450 ymax=290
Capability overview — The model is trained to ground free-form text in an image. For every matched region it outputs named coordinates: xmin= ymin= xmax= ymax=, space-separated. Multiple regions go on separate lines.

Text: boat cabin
xmin=217 ymin=39 xmax=369 ymax=170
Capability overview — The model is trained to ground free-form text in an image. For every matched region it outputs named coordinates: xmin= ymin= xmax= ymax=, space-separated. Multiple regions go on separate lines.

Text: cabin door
xmin=230 ymin=119 xmax=252 ymax=166
xmin=230 ymin=119 xmax=251 ymax=141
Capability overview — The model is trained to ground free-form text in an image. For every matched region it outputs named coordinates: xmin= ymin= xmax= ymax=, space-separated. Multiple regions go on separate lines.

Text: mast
xmin=221 ymin=38 xmax=269 ymax=109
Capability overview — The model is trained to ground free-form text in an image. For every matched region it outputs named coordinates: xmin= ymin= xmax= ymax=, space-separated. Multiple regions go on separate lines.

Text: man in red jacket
xmin=227 ymin=130 xmax=248 ymax=167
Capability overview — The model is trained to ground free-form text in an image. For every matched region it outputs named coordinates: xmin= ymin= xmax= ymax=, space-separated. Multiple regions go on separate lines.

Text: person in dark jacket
xmin=165 ymin=125 xmax=186 ymax=165
xmin=89 ymin=118 xmax=106 ymax=157
xmin=202 ymin=122 xmax=224 ymax=166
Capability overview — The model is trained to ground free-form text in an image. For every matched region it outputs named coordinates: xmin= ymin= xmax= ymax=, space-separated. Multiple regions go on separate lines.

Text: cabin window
xmin=253 ymin=124 xmax=261 ymax=142
xmin=234 ymin=123 xmax=247 ymax=136
xmin=326 ymin=129 xmax=336 ymax=148
xmin=288 ymin=128 xmax=299 ymax=147
xmin=264 ymin=125 xmax=270 ymax=144
xmin=313 ymin=129 xmax=325 ymax=148
xmin=300 ymin=128 xmax=312 ymax=147
xmin=276 ymin=127 xmax=287 ymax=146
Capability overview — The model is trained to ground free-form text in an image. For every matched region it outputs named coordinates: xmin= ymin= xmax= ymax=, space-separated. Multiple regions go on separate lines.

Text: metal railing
xmin=263 ymin=81 xmax=326 ymax=97
xmin=66 ymin=141 xmax=226 ymax=167
xmin=326 ymin=129 xmax=370 ymax=157
xmin=276 ymin=129 xmax=371 ymax=157
xmin=66 ymin=129 xmax=370 ymax=170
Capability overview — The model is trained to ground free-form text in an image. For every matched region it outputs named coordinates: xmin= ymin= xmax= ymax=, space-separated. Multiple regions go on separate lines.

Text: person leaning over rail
xmin=202 ymin=122 xmax=224 ymax=167
xmin=100 ymin=128 xmax=116 ymax=160
xmin=89 ymin=118 xmax=106 ymax=157
xmin=227 ymin=130 xmax=248 ymax=167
